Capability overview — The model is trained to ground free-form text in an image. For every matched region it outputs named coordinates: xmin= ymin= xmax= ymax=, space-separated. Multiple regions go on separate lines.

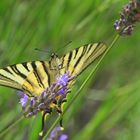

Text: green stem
xmin=42 ymin=34 xmax=120 ymax=140
xmin=0 ymin=115 xmax=24 ymax=138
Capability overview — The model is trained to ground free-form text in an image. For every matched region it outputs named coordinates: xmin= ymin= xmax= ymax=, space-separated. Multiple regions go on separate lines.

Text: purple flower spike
xmin=18 ymin=72 xmax=75 ymax=118
xmin=19 ymin=92 xmax=28 ymax=107
xmin=59 ymin=134 xmax=68 ymax=140
xmin=30 ymin=98 xmax=36 ymax=107
xmin=57 ymin=88 xmax=66 ymax=95
xmin=114 ymin=0 xmax=140 ymax=36
xmin=57 ymin=72 xmax=69 ymax=86
xmin=47 ymin=126 xmax=68 ymax=140
xmin=47 ymin=127 xmax=60 ymax=140
xmin=56 ymin=72 xmax=71 ymax=96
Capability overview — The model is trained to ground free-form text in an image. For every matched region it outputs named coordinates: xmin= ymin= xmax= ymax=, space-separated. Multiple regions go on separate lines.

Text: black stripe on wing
xmin=67 ymin=51 xmax=72 ymax=69
xmin=31 ymin=61 xmax=45 ymax=88
xmin=22 ymin=62 xmax=30 ymax=72
xmin=11 ymin=65 xmax=27 ymax=79
xmin=3 ymin=67 xmax=13 ymax=75
xmin=73 ymin=45 xmax=86 ymax=69
xmin=0 ymin=72 xmax=16 ymax=83
xmin=41 ymin=61 xmax=51 ymax=87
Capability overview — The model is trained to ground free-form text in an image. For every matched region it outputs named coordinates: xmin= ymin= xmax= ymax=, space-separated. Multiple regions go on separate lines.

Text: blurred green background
xmin=0 ymin=0 xmax=140 ymax=140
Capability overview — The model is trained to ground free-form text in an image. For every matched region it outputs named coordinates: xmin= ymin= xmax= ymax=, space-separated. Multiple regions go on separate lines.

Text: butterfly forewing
xmin=0 ymin=61 xmax=54 ymax=96
xmin=60 ymin=43 xmax=106 ymax=76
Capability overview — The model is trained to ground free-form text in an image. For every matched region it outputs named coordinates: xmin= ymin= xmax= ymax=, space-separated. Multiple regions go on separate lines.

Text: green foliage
xmin=0 ymin=0 xmax=140 ymax=140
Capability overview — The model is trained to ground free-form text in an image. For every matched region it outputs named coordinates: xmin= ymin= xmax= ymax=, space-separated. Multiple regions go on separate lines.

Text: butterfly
xmin=0 ymin=42 xmax=106 ymax=136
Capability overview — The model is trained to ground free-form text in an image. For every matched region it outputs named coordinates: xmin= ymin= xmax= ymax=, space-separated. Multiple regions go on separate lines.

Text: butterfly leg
xmin=39 ymin=109 xmax=52 ymax=136
xmin=56 ymin=109 xmax=63 ymax=128
xmin=56 ymin=99 xmax=67 ymax=128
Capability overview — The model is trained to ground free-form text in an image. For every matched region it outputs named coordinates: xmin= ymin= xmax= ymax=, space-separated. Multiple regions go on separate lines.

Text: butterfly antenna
xmin=34 ymin=48 xmax=50 ymax=54
xmin=35 ymin=41 xmax=72 ymax=55
xmin=56 ymin=41 xmax=72 ymax=53
xmin=65 ymin=40 xmax=72 ymax=47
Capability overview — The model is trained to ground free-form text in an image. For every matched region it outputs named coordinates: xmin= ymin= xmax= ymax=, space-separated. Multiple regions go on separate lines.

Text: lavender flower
xmin=47 ymin=126 xmax=68 ymax=140
xmin=114 ymin=0 xmax=140 ymax=35
xmin=59 ymin=134 xmax=68 ymax=140
xmin=57 ymin=72 xmax=69 ymax=86
xmin=19 ymin=91 xmax=28 ymax=107
xmin=19 ymin=72 xmax=75 ymax=118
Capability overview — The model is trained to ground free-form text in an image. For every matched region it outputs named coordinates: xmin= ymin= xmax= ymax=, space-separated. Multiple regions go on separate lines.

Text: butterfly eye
xmin=58 ymin=64 xmax=63 ymax=70
xmin=51 ymin=53 xmax=58 ymax=58
xmin=51 ymin=53 xmax=55 ymax=57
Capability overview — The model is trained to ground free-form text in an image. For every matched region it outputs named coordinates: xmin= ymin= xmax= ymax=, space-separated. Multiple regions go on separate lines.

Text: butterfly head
xmin=50 ymin=53 xmax=62 ymax=70
xmin=51 ymin=52 xmax=58 ymax=58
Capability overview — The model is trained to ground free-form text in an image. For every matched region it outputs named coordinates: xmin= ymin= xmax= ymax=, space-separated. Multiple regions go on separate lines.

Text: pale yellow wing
xmin=60 ymin=43 xmax=106 ymax=76
xmin=0 ymin=61 xmax=54 ymax=96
